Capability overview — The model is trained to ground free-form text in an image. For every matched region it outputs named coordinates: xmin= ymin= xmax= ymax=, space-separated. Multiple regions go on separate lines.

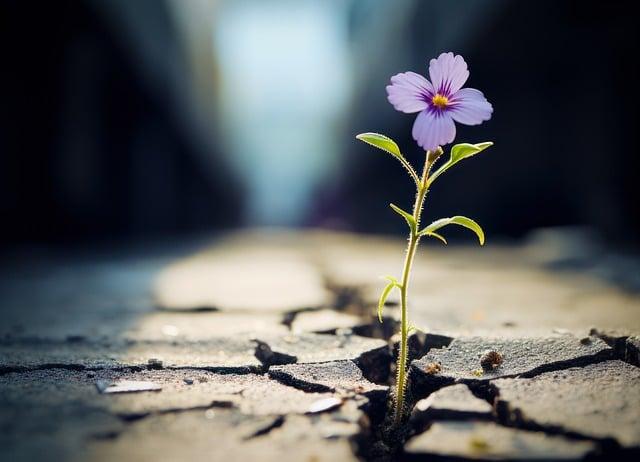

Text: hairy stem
xmin=394 ymin=151 xmax=433 ymax=424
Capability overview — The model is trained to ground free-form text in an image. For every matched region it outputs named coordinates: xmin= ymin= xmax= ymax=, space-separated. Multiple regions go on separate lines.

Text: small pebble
xmin=184 ymin=378 xmax=194 ymax=385
xmin=580 ymin=337 xmax=592 ymax=345
xmin=480 ymin=350 xmax=503 ymax=371
xmin=423 ymin=362 xmax=442 ymax=375
xmin=307 ymin=397 xmax=342 ymax=414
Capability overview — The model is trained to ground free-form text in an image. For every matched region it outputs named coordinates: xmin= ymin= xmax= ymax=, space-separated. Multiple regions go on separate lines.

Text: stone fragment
xmin=405 ymin=421 xmax=595 ymax=460
xmin=411 ymin=336 xmax=612 ymax=395
xmin=493 ymin=360 xmax=640 ymax=448
xmin=307 ymin=397 xmax=343 ymax=414
xmin=96 ymin=380 xmax=162 ymax=394
xmin=410 ymin=384 xmax=493 ymax=431
xmin=257 ymin=333 xmax=391 ymax=383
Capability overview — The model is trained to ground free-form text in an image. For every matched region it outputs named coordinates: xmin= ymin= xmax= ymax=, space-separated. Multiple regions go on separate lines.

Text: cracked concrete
xmin=83 ymin=411 xmax=361 ymax=462
xmin=410 ymin=335 xmax=613 ymax=397
xmin=255 ymin=333 xmax=391 ymax=383
xmin=268 ymin=360 xmax=388 ymax=401
xmin=0 ymin=368 xmax=359 ymax=418
xmin=1 ymin=229 xmax=639 ymax=461
xmin=0 ymin=338 xmax=265 ymax=373
xmin=404 ymin=421 xmax=597 ymax=460
xmin=409 ymin=383 xmax=493 ymax=431
xmin=493 ymin=360 xmax=640 ymax=448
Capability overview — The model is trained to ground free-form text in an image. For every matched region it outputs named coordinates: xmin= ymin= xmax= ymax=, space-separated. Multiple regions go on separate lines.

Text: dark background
xmin=1 ymin=0 xmax=638 ymax=250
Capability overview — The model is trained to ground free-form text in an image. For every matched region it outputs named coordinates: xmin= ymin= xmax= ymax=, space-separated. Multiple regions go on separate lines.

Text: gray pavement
xmin=1 ymin=229 xmax=639 ymax=461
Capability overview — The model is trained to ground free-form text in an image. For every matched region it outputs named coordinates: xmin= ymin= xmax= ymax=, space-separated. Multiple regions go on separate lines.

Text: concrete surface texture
xmin=1 ymin=229 xmax=639 ymax=461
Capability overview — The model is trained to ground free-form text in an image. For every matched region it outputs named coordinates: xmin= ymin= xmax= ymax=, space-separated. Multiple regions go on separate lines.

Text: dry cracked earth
xmin=1 ymin=229 xmax=639 ymax=461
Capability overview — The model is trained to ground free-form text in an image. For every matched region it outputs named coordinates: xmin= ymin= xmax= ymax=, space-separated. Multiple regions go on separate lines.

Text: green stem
xmin=394 ymin=151 xmax=433 ymax=424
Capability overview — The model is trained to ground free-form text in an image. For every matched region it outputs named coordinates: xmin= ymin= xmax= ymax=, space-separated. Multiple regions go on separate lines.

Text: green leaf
xmin=355 ymin=132 xmax=402 ymax=159
xmin=356 ymin=133 xmax=420 ymax=186
xmin=427 ymin=141 xmax=493 ymax=187
xmin=390 ymin=203 xmax=417 ymax=234
xmin=451 ymin=142 xmax=493 ymax=163
xmin=423 ymin=231 xmax=448 ymax=245
xmin=418 ymin=216 xmax=485 ymax=245
xmin=378 ymin=276 xmax=399 ymax=323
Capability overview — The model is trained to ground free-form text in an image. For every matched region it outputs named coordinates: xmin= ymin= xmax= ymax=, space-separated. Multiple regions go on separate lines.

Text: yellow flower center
xmin=431 ymin=93 xmax=449 ymax=109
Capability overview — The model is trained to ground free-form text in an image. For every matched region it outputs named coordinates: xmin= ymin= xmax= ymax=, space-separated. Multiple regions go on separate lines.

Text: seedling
xmin=356 ymin=52 xmax=494 ymax=423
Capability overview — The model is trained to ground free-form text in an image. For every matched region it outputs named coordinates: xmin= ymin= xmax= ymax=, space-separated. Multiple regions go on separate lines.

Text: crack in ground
xmin=252 ymin=339 xmax=297 ymax=370
xmin=0 ymin=363 xmax=262 ymax=376
xmin=94 ymin=372 xmax=315 ymax=435
xmin=356 ymin=341 xmax=622 ymax=461
xmin=589 ymin=329 xmax=640 ymax=367
xmin=0 ymin=364 xmax=148 ymax=376
xmin=493 ymin=399 xmax=623 ymax=451
xmin=491 ymin=392 xmax=639 ymax=460
xmin=250 ymin=333 xmax=392 ymax=385
xmin=116 ymin=399 xmax=237 ymax=423
xmin=243 ymin=415 xmax=286 ymax=440
xmin=279 ymin=307 xmax=324 ymax=330
xmin=268 ymin=369 xmax=334 ymax=394
xmin=400 ymin=355 xmax=640 ymax=459
xmin=4 ymin=273 xmax=637 ymax=461
xmin=410 ymin=344 xmax=615 ymax=405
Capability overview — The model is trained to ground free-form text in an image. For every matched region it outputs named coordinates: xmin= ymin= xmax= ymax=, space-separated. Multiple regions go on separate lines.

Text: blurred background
xmin=1 ymin=0 xmax=638 ymax=250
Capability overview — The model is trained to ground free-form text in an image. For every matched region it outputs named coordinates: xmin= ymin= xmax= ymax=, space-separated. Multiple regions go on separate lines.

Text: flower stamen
xmin=431 ymin=93 xmax=449 ymax=109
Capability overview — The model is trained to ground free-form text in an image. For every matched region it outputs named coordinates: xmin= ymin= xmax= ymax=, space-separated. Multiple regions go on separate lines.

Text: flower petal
xmin=448 ymin=88 xmax=493 ymax=125
xmin=412 ymin=110 xmax=456 ymax=152
xmin=386 ymin=72 xmax=433 ymax=113
xmin=428 ymin=52 xmax=469 ymax=95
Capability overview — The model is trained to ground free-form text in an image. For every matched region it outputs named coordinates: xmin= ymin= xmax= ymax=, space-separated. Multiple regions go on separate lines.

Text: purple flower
xmin=386 ymin=52 xmax=493 ymax=152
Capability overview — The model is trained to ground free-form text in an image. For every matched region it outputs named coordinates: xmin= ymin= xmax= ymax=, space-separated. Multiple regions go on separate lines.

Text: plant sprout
xmin=356 ymin=52 xmax=493 ymax=424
